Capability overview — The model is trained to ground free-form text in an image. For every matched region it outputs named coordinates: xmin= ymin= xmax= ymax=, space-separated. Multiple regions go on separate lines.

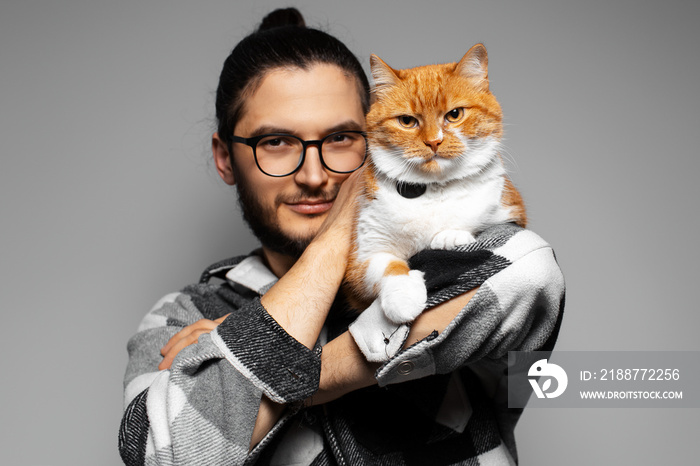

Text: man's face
xmin=218 ymin=64 xmax=366 ymax=258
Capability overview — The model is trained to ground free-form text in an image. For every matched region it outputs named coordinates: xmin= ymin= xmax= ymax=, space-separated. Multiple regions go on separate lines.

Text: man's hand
xmin=159 ymin=314 xmax=230 ymax=370
xmin=313 ymin=167 xmax=364 ymax=248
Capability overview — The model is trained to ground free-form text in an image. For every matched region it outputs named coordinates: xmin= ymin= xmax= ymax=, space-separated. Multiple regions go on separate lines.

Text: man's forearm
xmin=311 ymin=332 xmax=381 ymax=405
xmin=250 ymin=331 xmax=378 ymax=449
xmin=259 ymin=170 xmax=361 ymax=350
xmin=260 ymin=238 xmax=349 ymax=350
xmin=403 ymin=287 xmax=479 ymax=348
xmin=309 ymin=287 xmax=479 ymax=406
xmin=250 ymin=396 xmax=285 ymax=450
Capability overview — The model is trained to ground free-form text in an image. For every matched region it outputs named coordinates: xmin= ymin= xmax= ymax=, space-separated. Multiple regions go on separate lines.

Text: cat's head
xmin=367 ymin=44 xmax=503 ymax=184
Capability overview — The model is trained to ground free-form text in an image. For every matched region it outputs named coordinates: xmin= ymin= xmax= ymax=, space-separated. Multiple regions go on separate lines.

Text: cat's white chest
xmin=355 ymin=172 xmax=509 ymax=261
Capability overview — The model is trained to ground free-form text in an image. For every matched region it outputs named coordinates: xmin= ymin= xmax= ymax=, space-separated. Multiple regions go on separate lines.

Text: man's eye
xmin=329 ymin=133 xmax=352 ymax=144
xmin=326 ymin=132 xmax=362 ymax=146
xmin=259 ymin=136 xmax=295 ymax=149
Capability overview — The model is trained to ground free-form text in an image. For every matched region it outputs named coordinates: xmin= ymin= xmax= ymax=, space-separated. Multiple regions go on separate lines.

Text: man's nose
xmin=293 ymin=145 xmax=328 ymax=189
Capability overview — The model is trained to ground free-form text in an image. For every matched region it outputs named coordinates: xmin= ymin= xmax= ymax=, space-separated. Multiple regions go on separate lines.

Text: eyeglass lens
xmin=255 ymin=132 xmax=366 ymax=176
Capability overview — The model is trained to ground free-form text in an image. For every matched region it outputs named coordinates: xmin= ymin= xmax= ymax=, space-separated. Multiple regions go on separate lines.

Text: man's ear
xmin=212 ymin=133 xmax=236 ymax=185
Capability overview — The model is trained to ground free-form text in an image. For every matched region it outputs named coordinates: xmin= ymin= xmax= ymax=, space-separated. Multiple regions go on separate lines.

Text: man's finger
xmin=161 ymin=319 xmax=217 ymax=355
xmin=159 ymin=329 xmax=208 ymax=370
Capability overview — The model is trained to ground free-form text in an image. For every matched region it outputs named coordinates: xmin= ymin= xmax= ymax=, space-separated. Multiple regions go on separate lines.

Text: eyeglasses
xmin=229 ymin=130 xmax=368 ymax=177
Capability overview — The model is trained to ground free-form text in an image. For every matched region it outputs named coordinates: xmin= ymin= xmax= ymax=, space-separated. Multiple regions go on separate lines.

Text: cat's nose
xmin=424 ymin=139 xmax=442 ymax=153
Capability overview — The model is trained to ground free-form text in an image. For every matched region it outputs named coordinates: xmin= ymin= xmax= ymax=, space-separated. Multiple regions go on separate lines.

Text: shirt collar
xmin=225 ymin=255 xmax=278 ymax=295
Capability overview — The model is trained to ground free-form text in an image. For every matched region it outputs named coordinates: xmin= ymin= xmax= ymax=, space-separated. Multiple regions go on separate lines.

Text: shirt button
xmin=397 ymin=360 xmax=415 ymax=375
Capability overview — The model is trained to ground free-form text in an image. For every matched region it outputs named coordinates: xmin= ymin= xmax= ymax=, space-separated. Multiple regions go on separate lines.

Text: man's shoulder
xmin=198 ymin=254 xmax=252 ymax=284
xmin=478 ymin=223 xmax=554 ymax=260
xmin=170 ymin=253 xmax=261 ymax=321
xmin=476 ymin=223 xmax=551 ymax=253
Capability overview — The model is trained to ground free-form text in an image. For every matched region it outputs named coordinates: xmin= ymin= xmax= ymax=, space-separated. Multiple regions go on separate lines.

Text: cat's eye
xmin=397 ymin=115 xmax=418 ymax=128
xmin=445 ymin=108 xmax=465 ymax=123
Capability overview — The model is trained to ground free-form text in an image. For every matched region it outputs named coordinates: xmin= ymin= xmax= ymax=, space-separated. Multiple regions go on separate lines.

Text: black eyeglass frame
xmin=228 ymin=130 xmax=368 ymax=178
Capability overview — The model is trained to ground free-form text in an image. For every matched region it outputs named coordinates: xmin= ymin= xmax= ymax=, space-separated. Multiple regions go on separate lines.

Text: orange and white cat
xmin=345 ymin=44 xmax=526 ymax=327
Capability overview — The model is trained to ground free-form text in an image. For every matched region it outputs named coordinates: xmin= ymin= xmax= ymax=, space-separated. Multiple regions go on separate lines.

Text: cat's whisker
xmin=499 ymin=143 xmax=521 ymax=173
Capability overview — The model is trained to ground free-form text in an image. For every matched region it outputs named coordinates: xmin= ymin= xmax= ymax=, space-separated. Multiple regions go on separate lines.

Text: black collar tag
xmin=396 ymin=182 xmax=427 ymax=199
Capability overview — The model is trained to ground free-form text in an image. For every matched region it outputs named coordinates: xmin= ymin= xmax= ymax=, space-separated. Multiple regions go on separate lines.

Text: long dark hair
xmin=215 ymin=8 xmax=370 ymax=144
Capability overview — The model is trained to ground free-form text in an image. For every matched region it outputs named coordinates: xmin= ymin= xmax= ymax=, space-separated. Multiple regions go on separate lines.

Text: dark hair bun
xmin=258 ymin=8 xmax=306 ymax=31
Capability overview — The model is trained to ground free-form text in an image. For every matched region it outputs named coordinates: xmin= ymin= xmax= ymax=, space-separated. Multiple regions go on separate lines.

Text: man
xmin=120 ymin=9 xmax=564 ymax=465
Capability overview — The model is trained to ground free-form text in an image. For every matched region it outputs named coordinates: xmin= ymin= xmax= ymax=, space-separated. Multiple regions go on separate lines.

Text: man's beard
xmin=233 ymin=170 xmax=339 ymax=260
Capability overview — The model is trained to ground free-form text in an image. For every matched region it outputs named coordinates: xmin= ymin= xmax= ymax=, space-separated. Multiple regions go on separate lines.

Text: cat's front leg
xmin=430 ymin=229 xmax=476 ymax=250
xmin=366 ymin=253 xmax=428 ymax=324
xmin=380 ymin=268 xmax=428 ymax=324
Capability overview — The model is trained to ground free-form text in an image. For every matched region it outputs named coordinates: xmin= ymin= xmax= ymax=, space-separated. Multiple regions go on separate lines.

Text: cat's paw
xmin=430 ymin=230 xmax=476 ymax=250
xmin=379 ymin=270 xmax=427 ymax=324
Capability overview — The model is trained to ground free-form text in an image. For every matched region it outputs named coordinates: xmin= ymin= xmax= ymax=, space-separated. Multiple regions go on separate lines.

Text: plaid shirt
xmin=119 ymin=223 xmax=565 ymax=465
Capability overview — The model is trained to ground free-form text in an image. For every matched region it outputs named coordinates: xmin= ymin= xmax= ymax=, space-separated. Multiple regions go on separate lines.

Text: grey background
xmin=1 ymin=0 xmax=698 ymax=464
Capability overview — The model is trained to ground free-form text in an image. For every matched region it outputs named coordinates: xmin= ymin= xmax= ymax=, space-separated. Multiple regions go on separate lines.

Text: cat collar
xmin=396 ymin=182 xmax=427 ymax=199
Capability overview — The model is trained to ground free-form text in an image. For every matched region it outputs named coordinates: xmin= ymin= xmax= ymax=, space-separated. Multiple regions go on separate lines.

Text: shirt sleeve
xmin=375 ymin=226 xmax=565 ymax=386
xmin=119 ymin=286 xmax=321 ymax=466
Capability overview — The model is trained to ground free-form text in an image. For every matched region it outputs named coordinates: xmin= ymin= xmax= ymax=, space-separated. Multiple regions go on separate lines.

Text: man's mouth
xmin=285 ymin=198 xmax=334 ymax=215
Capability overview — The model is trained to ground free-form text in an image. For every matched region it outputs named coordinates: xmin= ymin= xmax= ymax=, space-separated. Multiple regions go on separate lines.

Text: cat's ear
xmin=370 ymin=54 xmax=399 ymax=97
xmin=455 ymin=43 xmax=489 ymax=90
